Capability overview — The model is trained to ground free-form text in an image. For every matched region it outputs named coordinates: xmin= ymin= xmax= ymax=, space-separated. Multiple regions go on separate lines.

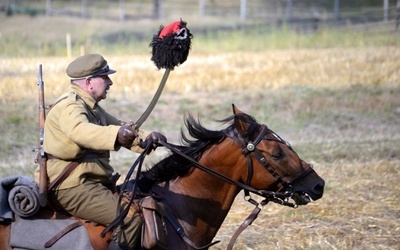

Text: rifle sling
xmin=47 ymin=160 xmax=81 ymax=191
xmin=47 ymin=152 xmax=109 ymax=190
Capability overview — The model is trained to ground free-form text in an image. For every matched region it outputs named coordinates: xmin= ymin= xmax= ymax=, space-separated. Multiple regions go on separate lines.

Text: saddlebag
xmin=139 ymin=196 xmax=168 ymax=250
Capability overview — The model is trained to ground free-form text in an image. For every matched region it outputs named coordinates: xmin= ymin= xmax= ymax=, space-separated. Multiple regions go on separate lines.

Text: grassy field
xmin=0 ymin=15 xmax=399 ymax=249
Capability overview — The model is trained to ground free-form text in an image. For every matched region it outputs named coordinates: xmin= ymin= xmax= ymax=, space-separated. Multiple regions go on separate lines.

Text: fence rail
xmin=2 ymin=0 xmax=400 ymax=32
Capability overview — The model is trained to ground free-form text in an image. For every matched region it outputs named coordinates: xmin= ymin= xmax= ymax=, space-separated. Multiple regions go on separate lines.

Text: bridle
xmin=157 ymin=121 xmax=315 ymax=249
xmin=223 ymin=123 xmax=315 ymax=249
xmin=227 ymin=123 xmax=315 ymax=208
xmin=158 ymin=121 xmax=315 ymax=209
xmin=111 ymin=121 xmax=315 ymax=249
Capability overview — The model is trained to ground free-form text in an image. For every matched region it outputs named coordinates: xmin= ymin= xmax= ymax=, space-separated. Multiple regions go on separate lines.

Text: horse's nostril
xmin=314 ymin=180 xmax=325 ymax=195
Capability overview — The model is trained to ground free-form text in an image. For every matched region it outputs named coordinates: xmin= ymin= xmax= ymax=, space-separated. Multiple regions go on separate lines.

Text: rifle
xmin=36 ymin=64 xmax=48 ymax=207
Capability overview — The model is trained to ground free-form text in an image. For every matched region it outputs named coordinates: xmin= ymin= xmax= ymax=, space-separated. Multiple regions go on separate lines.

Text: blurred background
xmin=0 ymin=1 xmax=399 ymax=249
xmin=1 ymin=0 xmax=399 ymax=56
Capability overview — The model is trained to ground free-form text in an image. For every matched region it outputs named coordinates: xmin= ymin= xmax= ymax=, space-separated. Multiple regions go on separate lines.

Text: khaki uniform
xmin=35 ymin=84 xmax=148 ymax=248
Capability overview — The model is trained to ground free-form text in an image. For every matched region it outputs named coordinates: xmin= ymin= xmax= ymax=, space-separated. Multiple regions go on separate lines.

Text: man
xmin=35 ymin=54 xmax=166 ymax=250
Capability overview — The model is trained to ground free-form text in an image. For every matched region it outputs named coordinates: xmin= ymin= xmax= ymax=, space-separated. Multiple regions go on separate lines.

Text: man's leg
xmin=48 ymin=180 xmax=142 ymax=249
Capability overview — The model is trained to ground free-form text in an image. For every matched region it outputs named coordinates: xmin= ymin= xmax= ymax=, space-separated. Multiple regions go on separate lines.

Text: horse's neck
xmin=154 ymin=142 xmax=244 ymax=246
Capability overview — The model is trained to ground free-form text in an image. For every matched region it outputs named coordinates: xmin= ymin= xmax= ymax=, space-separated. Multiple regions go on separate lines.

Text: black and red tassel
xmin=150 ymin=19 xmax=193 ymax=70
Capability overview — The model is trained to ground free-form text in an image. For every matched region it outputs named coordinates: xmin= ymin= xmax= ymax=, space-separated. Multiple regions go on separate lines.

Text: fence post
xmin=286 ymin=0 xmax=292 ymax=22
xmin=119 ymin=0 xmax=125 ymax=22
xmin=199 ymin=0 xmax=205 ymax=19
xmin=333 ymin=0 xmax=340 ymax=23
xmin=82 ymin=0 xmax=88 ymax=19
xmin=66 ymin=33 xmax=72 ymax=58
xmin=46 ymin=0 xmax=51 ymax=16
xmin=396 ymin=0 xmax=400 ymax=30
xmin=80 ymin=45 xmax=85 ymax=56
xmin=240 ymin=0 xmax=247 ymax=21
xmin=153 ymin=0 xmax=164 ymax=20
xmin=383 ymin=0 xmax=389 ymax=22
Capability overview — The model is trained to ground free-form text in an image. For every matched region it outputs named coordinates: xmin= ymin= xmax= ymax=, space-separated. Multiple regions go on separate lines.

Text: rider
xmin=35 ymin=53 xmax=167 ymax=250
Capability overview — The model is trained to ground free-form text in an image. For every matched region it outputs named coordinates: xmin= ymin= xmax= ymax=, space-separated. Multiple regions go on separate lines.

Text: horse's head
xmin=230 ymin=104 xmax=324 ymax=206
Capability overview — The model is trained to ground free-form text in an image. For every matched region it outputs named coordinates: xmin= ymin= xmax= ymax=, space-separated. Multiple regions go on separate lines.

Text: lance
xmin=134 ymin=20 xmax=193 ymax=129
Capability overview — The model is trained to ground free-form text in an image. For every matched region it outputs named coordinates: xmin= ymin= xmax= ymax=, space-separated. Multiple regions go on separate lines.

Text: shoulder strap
xmin=48 ymin=95 xmax=68 ymax=109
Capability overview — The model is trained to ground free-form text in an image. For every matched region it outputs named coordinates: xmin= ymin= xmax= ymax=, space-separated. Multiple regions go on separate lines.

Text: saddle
xmin=10 ymin=205 xmax=113 ymax=250
xmin=4 ymin=193 xmax=168 ymax=250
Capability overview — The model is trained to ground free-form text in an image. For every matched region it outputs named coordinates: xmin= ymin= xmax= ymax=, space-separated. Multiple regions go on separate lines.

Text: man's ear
xmin=85 ymin=78 xmax=93 ymax=89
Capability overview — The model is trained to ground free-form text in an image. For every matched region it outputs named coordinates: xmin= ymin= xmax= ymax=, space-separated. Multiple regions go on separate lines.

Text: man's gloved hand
xmin=117 ymin=125 xmax=137 ymax=148
xmin=143 ymin=132 xmax=167 ymax=149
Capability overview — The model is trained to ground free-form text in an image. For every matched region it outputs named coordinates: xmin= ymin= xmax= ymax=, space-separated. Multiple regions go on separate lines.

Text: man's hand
xmin=143 ymin=132 xmax=167 ymax=149
xmin=117 ymin=125 xmax=137 ymax=148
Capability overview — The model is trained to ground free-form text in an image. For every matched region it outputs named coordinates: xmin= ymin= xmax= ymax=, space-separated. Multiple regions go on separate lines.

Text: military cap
xmin=66 ymin=54 xmax=116 ymax=79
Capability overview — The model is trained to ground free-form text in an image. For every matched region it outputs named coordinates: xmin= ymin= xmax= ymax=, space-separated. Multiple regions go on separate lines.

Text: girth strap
xmin=164 ymin=211 xmax=220 ymax=250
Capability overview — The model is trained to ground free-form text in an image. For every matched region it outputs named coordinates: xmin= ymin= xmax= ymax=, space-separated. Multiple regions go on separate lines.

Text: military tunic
xmin=34 ymin=84 xmax=147 ymax=248
xmin=35 ymin=84 xmax=147 ymax=189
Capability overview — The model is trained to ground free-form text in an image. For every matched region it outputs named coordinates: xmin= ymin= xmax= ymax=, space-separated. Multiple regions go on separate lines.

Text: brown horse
xmin=138 ymin=105 xmax=325 ymax=249
xmin=0 ymin=105 xmax=324 ymax=249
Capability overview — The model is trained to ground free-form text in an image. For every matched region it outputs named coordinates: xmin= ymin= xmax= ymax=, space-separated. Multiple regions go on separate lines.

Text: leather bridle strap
xmin=101 ymin=142 xmax=153 ymax=238
xmin=227 ymin=205 xmax=262 ymax=250
xmin=158 ymin=141 xmax=266 ymax=197
xmin=251 ymin=147 xmax=291 ymax=188
xmin=158 ymin=124 xmax=312 ymax=249
xmin=158 ymin=134 xmax=300 ymax=203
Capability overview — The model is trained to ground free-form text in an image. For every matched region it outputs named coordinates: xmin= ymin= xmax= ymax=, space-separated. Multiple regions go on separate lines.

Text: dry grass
xmin=215 ymin=159 xmax=399 ymax=250
xmin=1 ymin=47 xmax=399 ymax=98
xmin=0 ymin=48 xmax=399 ymax=249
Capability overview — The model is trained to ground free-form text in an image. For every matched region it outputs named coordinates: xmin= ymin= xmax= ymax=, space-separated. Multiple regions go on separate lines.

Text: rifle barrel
xmin=37 ymin=64 xmax=48 ymax=207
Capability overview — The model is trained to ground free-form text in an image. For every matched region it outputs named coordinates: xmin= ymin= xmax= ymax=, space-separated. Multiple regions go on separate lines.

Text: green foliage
xmin=338 ymin=0 xmax=398 ymax=8
xmin=194 ymin=24 xmax=399 ymax=52
xmin=0 ymin=12 xmax=398 ymax=57
xmin=5 ymin=3 xmax=44 ymax=17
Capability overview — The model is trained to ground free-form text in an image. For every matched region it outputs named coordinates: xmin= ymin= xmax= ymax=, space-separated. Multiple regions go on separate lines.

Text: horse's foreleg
xmin=0 ymin=223 xmax=12 ymax=250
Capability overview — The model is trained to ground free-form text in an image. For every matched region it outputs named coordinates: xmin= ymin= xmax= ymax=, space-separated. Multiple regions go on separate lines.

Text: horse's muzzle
xmin=292 ymin=174 xmax=325 ymax=205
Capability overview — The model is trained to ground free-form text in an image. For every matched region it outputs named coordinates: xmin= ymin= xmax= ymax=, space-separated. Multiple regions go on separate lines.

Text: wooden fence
xmin=2 ymin=0 xmax=400 ymax=31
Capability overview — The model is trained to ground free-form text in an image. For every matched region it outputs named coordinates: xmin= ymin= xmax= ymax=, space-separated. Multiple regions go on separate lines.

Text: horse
xmin=0 ymin=104 xmax=324 ymax=249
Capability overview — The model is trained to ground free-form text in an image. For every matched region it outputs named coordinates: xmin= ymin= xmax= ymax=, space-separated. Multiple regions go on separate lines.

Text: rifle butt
xmin=38 ymin=158 xmax=48 ymax=207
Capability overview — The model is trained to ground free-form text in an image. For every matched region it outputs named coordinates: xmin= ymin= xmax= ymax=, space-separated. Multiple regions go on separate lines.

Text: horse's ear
xmin=232 ymin=104 xmax=249 ymax=133
xmin=232 ymin=104 xmax=244 ymax=115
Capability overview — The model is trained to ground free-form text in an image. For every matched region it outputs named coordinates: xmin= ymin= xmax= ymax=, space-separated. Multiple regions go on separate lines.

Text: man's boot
xmin=108 ymin=241 xmax=131 ymax=250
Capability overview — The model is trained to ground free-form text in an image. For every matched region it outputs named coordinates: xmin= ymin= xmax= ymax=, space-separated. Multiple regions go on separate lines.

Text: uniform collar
xmin=68 ymin=84 xmax=97 ymax=109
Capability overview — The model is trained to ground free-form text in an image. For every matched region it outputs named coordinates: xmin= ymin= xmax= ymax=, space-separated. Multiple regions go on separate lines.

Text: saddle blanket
xmin=10 ymin=216 xmax=93 ymax=250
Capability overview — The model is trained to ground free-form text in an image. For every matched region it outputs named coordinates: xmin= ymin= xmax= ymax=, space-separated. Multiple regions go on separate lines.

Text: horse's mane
xmin=138 ymin=112 xmax=259 ymax=190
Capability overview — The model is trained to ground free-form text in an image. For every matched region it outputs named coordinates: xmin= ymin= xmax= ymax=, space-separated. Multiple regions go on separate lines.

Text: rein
xmin=101 ymin=142 xmax=153 ymax=238
xmin=105 ymin=121 xmax=314 ymax=249
xmin=158 ymin=122 xmax=314 ymax=250
xmin=159 ymin=124 xmax=309 ymax=207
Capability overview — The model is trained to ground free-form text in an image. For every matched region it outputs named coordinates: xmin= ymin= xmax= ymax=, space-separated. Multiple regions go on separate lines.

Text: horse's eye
xmin=271 ymin=150 xmax=283 ymax=160
xmin=271 ymin=155 xmax=280 ymax=160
